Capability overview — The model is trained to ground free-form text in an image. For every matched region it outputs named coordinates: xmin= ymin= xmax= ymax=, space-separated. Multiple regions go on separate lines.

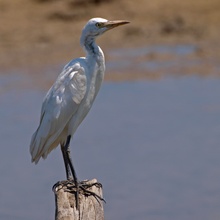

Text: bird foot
xmin=53 ymin=179 xmax=105 ymax=208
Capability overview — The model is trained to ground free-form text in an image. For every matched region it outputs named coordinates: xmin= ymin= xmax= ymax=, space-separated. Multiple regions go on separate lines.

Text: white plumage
xmin=30 ymin=18 xmax=129 ymax=177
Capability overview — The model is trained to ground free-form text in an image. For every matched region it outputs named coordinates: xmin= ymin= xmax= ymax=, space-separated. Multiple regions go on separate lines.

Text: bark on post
xmin=53 ymin=179 xmax=104 ymax=220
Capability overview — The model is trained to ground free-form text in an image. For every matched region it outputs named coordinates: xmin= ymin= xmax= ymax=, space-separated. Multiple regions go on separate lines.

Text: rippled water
xmin=0 ymin=45 xmax=220 ymax=220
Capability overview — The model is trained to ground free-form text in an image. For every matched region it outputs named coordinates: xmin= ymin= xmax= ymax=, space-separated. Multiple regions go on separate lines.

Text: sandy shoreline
xmin=1 ymin=0 xmax=220 ymax=79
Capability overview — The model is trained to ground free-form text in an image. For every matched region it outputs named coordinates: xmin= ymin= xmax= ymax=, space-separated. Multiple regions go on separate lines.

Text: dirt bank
xmin=1 ymin=0 xmax=220 ymax=79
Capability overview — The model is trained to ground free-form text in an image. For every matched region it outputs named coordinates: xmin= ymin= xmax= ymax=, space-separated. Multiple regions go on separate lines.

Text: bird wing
xmin=30 ymin=64 xmax=87 ymax=163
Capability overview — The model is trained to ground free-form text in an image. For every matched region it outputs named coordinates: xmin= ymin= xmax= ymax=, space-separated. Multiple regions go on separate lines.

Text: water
xmin=1 ymin=45 xmax=220 ymax=220
xmin=107 ymin=45 xmax=197 ymax=72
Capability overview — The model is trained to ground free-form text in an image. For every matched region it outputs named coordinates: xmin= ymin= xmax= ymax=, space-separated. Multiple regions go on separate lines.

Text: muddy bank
xmin=1 ymin=0 xmax=220 ymax=79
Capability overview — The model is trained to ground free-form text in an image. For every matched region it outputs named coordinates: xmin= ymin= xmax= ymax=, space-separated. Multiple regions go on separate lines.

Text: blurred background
xmin=1 ymin=0 xmax=220 ymax=219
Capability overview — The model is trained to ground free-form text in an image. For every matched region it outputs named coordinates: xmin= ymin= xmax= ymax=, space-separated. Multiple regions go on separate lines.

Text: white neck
xmin=79 ymin=33 xmax=105 ymax=106
xmin=80 ymin=35 xmax=97 ymax=55
xmin=80 ymin=34 xmax=105 ymax=68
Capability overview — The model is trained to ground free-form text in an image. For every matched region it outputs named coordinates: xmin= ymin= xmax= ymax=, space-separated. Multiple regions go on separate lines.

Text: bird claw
xmin=53 ymin=180 xmax=106 ymax=206
xmin=66 ymin=180 xmax=106 ymax=204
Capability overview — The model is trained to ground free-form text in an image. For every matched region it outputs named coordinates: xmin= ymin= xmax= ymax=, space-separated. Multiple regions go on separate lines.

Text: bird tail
xmin=30 ymin=129 xmax=43 ymax=164
xmin=30 ymin=126 xmax=61 ymax=164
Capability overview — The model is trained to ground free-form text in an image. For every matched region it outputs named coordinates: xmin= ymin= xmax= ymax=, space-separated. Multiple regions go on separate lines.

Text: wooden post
xmin=53 ymin=179 xmax=104 ymax=220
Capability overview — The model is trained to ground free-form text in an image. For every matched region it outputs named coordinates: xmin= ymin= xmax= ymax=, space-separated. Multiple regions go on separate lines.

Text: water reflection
xmin=0 ymin=70 xmax=220 ymax=220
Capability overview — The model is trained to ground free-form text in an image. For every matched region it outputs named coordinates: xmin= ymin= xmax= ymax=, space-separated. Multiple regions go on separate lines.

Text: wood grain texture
xmin=53 ymin=179 xmax=104 ymax=220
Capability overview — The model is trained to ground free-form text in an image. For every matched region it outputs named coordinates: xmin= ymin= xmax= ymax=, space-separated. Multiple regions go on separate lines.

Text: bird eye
xmin=96 ymin=22 xmax=102 ymax=28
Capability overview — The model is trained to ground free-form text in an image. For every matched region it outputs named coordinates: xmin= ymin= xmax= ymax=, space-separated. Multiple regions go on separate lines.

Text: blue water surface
xmin=0 ymin=70 xmax=220 ymax=220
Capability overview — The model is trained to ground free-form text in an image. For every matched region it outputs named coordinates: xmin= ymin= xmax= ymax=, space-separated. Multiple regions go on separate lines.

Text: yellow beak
xmin=103 ymin=20 xmax=130 ymax=29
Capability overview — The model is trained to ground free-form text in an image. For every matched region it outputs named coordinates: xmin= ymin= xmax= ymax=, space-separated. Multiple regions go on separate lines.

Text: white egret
xmin=30 ymin=17 xmax=129 ymax=207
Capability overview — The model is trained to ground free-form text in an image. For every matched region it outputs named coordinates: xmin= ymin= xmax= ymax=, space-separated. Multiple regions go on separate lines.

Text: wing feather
xmin=30 ymin=64 xmax=87 ymax=163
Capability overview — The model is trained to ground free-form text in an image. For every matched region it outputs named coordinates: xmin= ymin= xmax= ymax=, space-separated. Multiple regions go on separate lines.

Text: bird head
xmin=80 ymin=18 xmax=129 ymax=46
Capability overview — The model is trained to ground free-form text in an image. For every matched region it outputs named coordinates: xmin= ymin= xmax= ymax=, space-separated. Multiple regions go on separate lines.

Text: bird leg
xmin=61 ymin=144 xmax=72 ymax=180
xmin=59 ymin=135 xmax=105 ymax=210
xmin=61 ymin=135 xmax=80 ymax=209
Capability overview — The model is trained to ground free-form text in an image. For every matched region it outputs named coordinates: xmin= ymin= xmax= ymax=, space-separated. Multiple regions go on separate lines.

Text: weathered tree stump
xmin=53 ymin=179 xmax=104 ymax=220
